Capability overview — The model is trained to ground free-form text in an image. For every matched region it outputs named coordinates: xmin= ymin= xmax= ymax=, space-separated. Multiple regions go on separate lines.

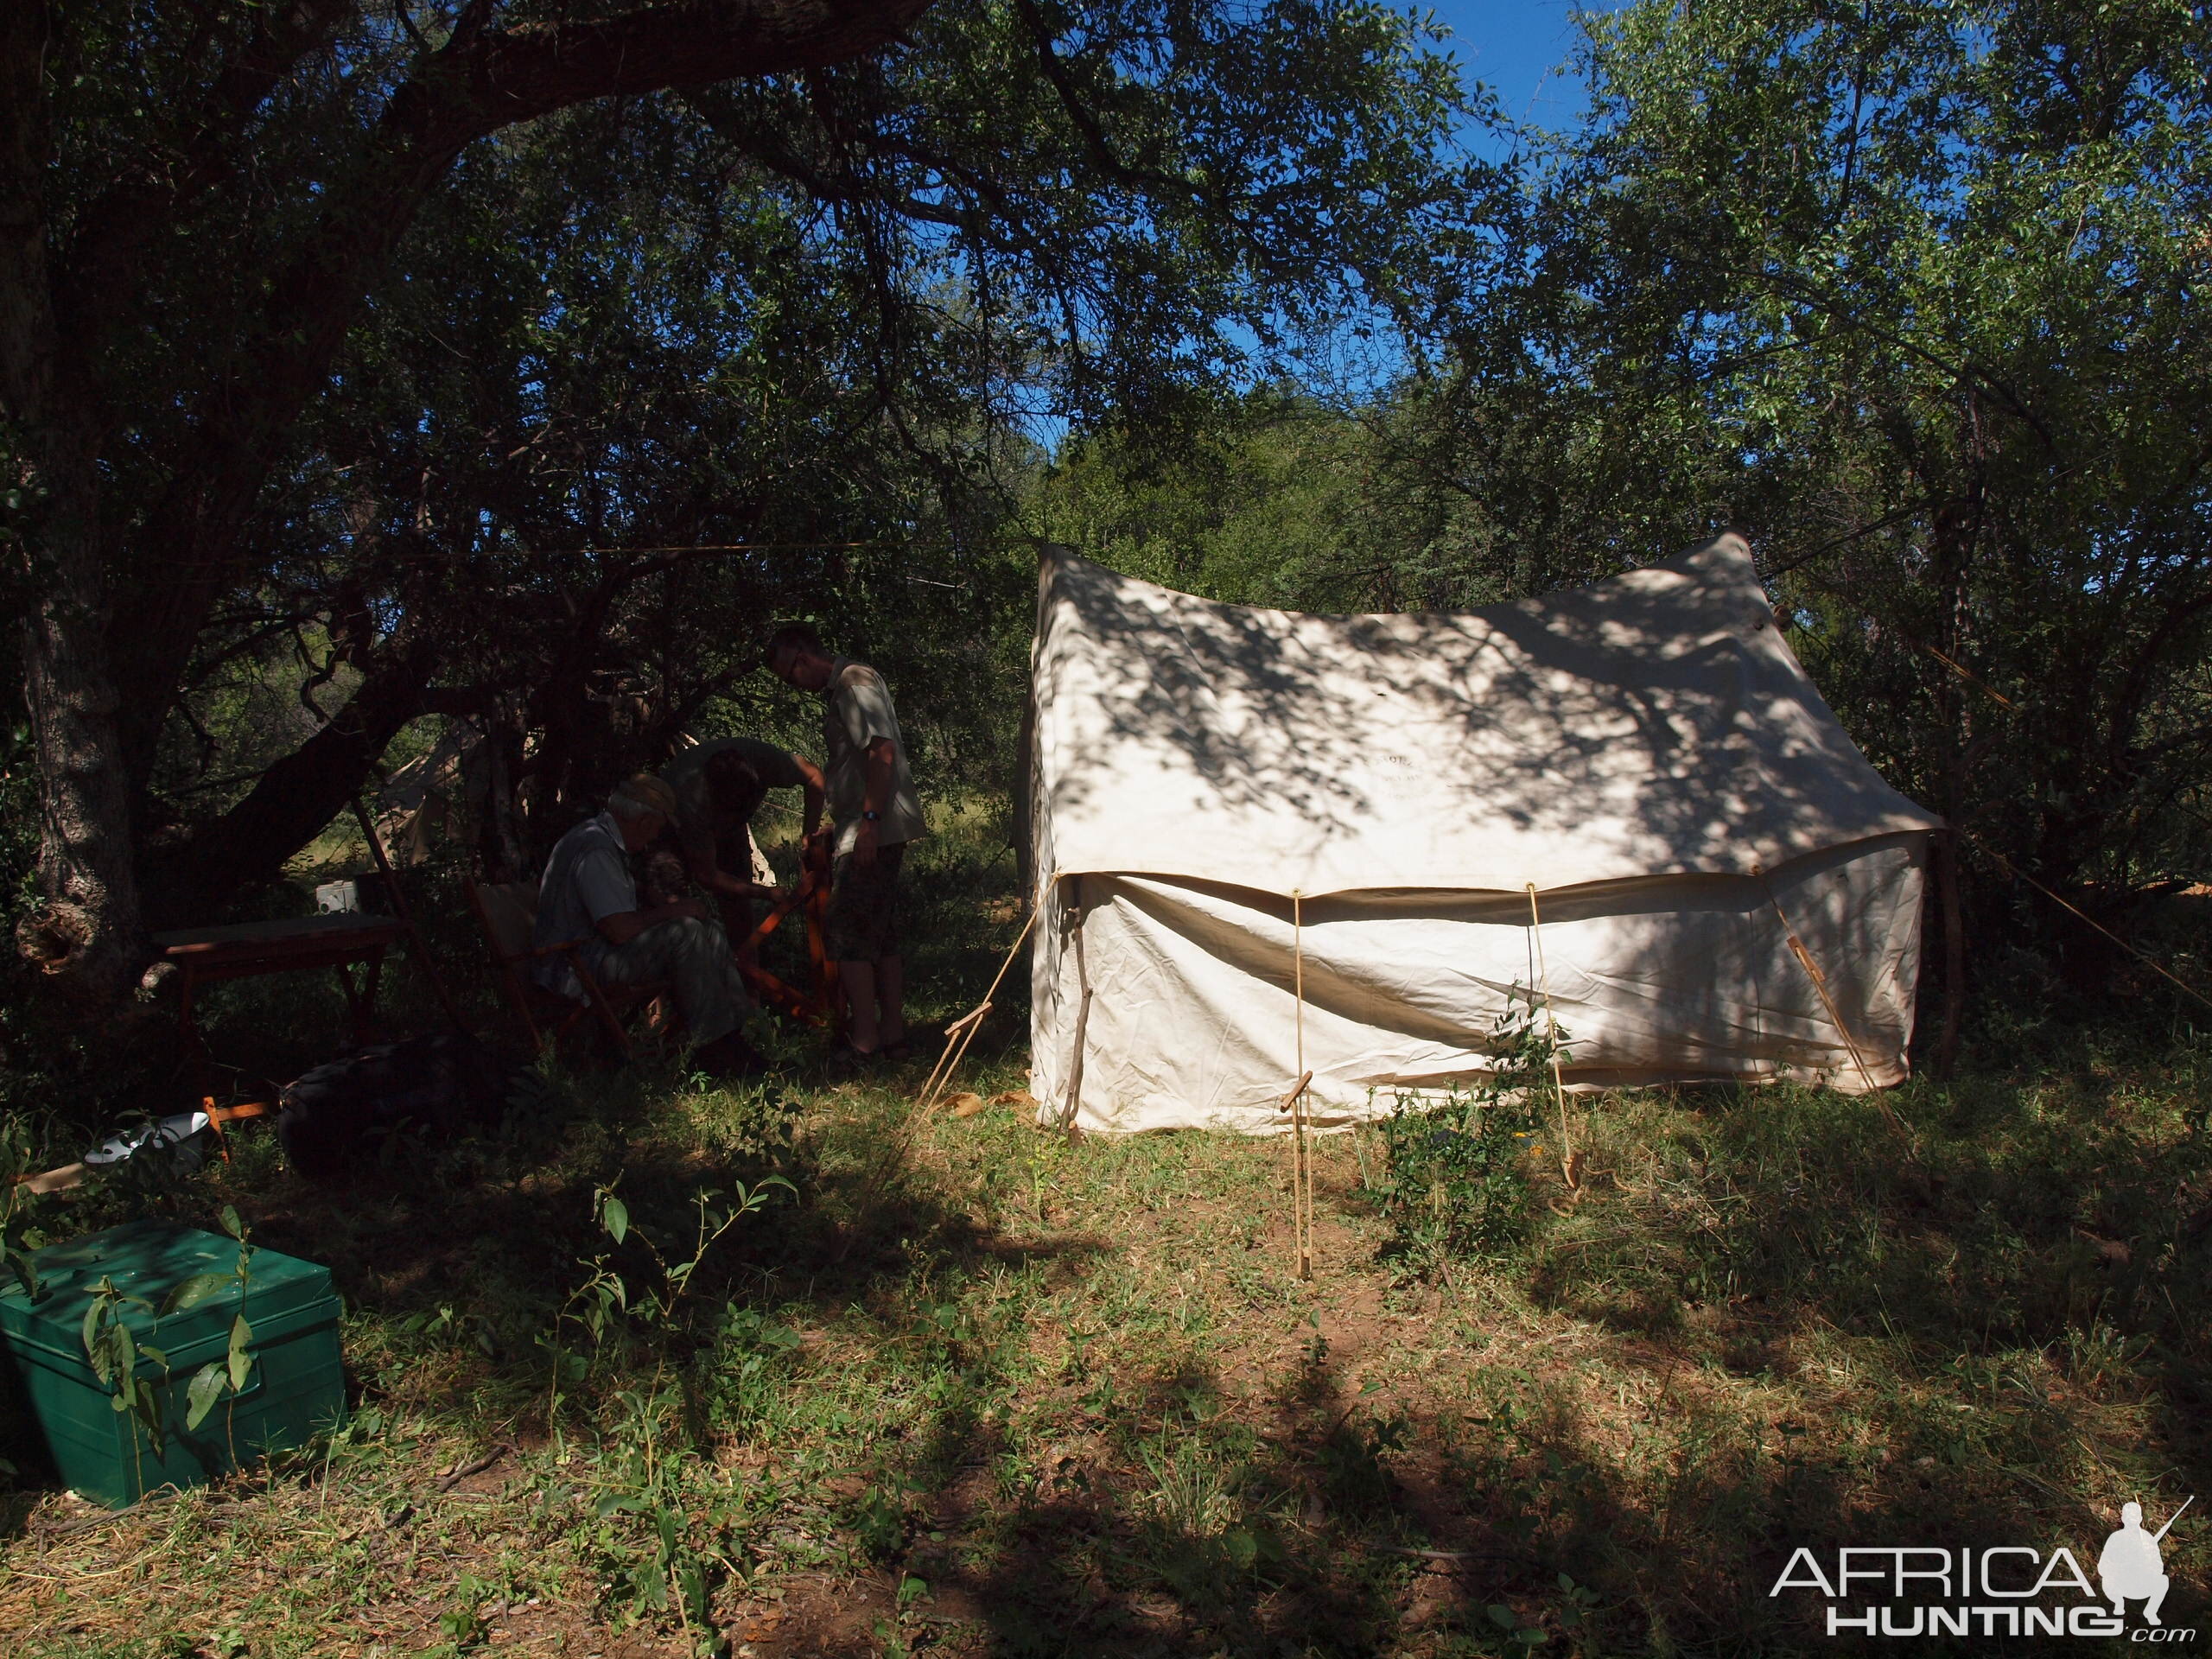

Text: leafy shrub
xmin=1368 ymin=990 xmax=1566 ymax=1262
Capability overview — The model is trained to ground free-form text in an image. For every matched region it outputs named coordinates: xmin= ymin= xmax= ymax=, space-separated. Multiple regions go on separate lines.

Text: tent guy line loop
xmin=1523 ymin=886 xmax=1580 ymax=1191
xmin=915 ymin=896 xmax=1044 ymax=1118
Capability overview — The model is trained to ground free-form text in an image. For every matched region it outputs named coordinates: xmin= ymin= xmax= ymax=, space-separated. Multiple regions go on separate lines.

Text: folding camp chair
xmin=466 ymin=877 xmax=671 ymax=1059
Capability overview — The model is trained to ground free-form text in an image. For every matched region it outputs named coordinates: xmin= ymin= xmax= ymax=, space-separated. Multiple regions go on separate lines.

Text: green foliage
xmin=1420 ymin=0 xmax=2212 ymax=910
xmin=1368 ymin=990 xmax=1565 ymax=1262
xmin=540 ymin=1172 xmax=791 ymax=1627
xmin=0 ymin=1114 xmax=49 ymax=1302
xmin=181 ymin=1205 xmax=257 ymax=1433
xmin=1027 ymin=390 xmax=1457 ymax=610
xmin=73 ymin=1203 xmax=261 ymax=1464
xmin=79 ymin=1274 xmax=167 ymax=1459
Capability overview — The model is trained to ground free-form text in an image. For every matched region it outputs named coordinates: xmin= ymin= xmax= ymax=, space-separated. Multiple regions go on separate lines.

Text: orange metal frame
xmin=735 ymin=834 xmax=842 ymax=1033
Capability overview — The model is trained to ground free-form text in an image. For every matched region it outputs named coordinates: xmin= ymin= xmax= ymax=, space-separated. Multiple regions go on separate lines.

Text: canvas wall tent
xmin=1024 ymin=534 xmax=1943 ymax=1135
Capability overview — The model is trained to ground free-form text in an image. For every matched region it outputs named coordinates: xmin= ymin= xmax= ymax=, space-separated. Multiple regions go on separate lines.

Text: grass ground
xmin=2 ymin=837 xmax=2209 ymax=1656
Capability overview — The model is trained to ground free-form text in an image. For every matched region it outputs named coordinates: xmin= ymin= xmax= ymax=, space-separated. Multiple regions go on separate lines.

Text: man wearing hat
xmin=533 ymin=774 xmax=764 ymax=1077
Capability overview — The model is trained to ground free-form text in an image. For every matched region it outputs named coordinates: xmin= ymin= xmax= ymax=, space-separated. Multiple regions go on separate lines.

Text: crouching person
xmin=533 ymin=774 xmax=766 ymax=1078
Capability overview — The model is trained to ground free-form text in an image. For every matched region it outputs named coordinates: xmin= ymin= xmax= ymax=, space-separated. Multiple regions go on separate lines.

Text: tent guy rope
xmin=1523 ymin=887 xmax=1580 ymax=1190
xmin=1287 ymin=893 xmax=1314 ymax=1281
xmin=1799 ymin=581 xmax=2211 ymax=1014
xmin=916 ymin=898 xmax=1042 ymax=1117
xmin=1964 ymin=836 xmax=2212 ymax=1017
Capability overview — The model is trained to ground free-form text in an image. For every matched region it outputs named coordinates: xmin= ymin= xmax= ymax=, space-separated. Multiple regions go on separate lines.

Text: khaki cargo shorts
xmin=825 ymin=841 xmax=906 ymax=961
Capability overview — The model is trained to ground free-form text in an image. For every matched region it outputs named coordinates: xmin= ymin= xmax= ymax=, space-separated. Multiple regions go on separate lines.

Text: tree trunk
xmin=16 ymin=464 xmax=146 ymax=998
xmin=1 ymin=5 xmax=143 ymax=1000
xmin=1933 ymin=828 xmax=1965 ymax=1077
xmin=139 ymin=650 xmax=437 ymax=927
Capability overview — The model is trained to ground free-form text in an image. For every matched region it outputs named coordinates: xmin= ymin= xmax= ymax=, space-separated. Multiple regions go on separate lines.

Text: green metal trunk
xmin=0 ymin=1220 xmax=346 ymax=1508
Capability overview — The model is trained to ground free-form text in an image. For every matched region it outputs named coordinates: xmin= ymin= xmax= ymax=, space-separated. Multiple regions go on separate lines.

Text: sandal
xmin=826 ymin=1039 xmax=880 ymax=1077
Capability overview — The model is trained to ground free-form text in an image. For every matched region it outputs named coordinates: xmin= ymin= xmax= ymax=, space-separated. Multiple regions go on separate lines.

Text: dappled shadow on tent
xmin=1033 ymin=537 xmax=1936 ymax=897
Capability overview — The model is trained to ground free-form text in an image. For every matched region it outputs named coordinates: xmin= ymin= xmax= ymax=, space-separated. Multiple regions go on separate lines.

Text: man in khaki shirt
xmin=764 ymin=623 xmax=925 ymax=1059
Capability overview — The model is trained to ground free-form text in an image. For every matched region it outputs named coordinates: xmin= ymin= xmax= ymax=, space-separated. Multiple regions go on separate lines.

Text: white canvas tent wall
xmin=1025 ymin=534 xmax=1942 ymax=1134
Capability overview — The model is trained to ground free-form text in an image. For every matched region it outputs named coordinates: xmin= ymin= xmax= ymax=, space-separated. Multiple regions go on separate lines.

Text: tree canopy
xmin=1 ymin=0 xmax=1484 ymax=999
xmin=4 ymin=0 xmax=2206 ymax=1030
xmin=1439 ymin=0 xmax=2212 ymax=909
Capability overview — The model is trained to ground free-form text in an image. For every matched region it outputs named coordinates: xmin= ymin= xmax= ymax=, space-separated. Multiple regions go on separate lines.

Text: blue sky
xmin=1023 ymin=3 xmax=1622 ymax=448
xmin=1414 ymin=1 xmax=1609 ymax=149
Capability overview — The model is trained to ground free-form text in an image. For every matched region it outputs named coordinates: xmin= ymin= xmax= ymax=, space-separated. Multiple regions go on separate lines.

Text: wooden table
xmin=153 ymin=913 xmax=411 ymax=1062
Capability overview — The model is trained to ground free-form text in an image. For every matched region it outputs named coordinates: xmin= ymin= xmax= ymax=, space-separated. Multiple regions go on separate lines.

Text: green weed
xmin=1369 ymin=990 xmax=1565 ymax=1266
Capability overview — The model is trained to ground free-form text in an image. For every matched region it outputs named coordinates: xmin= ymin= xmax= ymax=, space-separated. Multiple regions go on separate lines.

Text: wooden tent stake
xmin=1522 ymin=886 xmax=1579 ymax=1187
xmin=916 ymin=898 xmax=1043 ymax=1115
xmin=1279 ymin=1065 xmax=1313 ymax=1279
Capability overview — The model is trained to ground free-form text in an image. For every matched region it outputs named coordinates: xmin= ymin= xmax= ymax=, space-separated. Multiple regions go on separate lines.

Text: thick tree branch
xmin=111 ymin=0 xmax=938 ymax=780
xmin=142 ymin=643 xmax=440 ymax=925
xmin=683 ymin=89 xmax=972 ymax=227
xmin=57 ymin=0 xmax=358 ymax=389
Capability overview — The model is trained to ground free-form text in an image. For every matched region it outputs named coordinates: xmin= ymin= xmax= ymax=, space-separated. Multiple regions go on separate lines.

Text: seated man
xmin=532 ymin=774 xmax=765 ymax=1077
xmin=659 ymin=736 xmax=827 ymax=964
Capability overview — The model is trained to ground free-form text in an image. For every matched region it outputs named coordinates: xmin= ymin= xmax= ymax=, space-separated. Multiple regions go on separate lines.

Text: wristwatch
xmin=862 ymin=810 xmax=881 ymax=823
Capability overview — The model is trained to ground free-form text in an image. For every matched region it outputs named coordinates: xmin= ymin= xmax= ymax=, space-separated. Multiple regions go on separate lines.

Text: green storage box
xmin=0 ymin=1220 xmax=346 ymax=1507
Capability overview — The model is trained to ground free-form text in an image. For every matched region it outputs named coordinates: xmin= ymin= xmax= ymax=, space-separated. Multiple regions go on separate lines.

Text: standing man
xmin=659 ymin=736 xmax=827 ymax=963
xmin=532 ymin=774 xmax=765 ymax=1077
xmin=762 ymin=624 xmax=926 ymax=1059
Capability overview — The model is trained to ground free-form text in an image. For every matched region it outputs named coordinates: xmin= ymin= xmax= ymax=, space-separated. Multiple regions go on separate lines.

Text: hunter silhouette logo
xmin=1770 ymin=1497 xmax=2197 ymax=1640
xmin=2102 ymin=1498 xmax=2190 ymax=1627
